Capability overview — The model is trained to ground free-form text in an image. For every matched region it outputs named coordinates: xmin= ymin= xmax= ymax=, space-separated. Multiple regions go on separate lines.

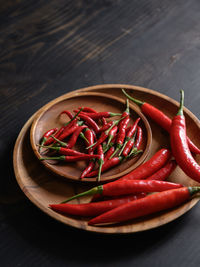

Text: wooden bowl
xmin=30 ymin=92 xmax=152 ymax=183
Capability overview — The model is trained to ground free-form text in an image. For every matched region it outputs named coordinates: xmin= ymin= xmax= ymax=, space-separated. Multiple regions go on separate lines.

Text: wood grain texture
xmin=13 ymin=85 xmax=200 ymax=234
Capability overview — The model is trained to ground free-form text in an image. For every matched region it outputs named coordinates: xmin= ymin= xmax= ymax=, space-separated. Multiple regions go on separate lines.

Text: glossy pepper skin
xmin=50 ymin=195 xmax=143 ymax=217
xmin=122 ymin=89 xmax=200 ymax=154
xmin=146 ymin=160 xmax=177 ymax=181
xmin=170 ymin=90 xmax=200 ymax=182
xmin=88 ymin=187 xmax=200 ymax=225
xmin=62 ymin=179 xmax=182 ymax=203
xmin=120 ymin=148 xmax=171 ymax=181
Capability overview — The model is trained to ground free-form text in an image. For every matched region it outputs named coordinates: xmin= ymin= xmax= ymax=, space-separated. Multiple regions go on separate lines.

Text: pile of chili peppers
xmin=48 ymin=89 xmax=200 ymax=226
xmin=39 ymin=101 xmax=144 ymax=181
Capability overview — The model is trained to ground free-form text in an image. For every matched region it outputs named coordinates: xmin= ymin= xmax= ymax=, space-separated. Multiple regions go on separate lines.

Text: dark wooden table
xmin=1 ymin=0 xmax=200 ymax=266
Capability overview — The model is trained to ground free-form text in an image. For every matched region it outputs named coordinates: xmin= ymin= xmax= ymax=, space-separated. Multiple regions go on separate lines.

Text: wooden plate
xmin=30 ymin=92 xmax=152 ymax=183
xmin=13 ymin=84 xmax=200 ymax=234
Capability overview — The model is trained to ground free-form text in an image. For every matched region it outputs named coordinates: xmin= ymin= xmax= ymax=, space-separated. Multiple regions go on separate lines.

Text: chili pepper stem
xmin=118 ymin=140 xmax=128 ymax=156
xmin=122 ymin=89 xmax=144 ymax=106
xmin=177 ymin=90 xmax=184 ymax=116
xmin=50 ymin=135 xmax=68 ymax=147
xmin=110 ymin=146 xmax=120 ymax=159
xmin=61 ymin=185 xmax=104 ymax=203
xmin=188 ymin=186 xmax=200 ymax=196
xmin=97 ymin=158 xmax=104 ymax=182
xmin=79 ymin=132 xmax=89 ymax=143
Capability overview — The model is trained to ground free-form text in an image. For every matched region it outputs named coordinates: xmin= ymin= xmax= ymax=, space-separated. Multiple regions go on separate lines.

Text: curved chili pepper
xmin=62 ymin=179 xmax=183 ymax=203
xmin=74 ymin=111 xmax=122 ymax=120
xmin=39 ymin=128 xmax=58 ymax=152
xmin=127 ymin=126 xmax=143 ymax=157
xmin=88 ymin=186 xmax=200 ymax=225
xmin=122 ymin=131 xmax=137 ymax=157
xmin=78 ymin=113 xmax=100 ymax=134
xmin=40 ymin=154 xmax=100 ymax=162
xmin=58 ymin=121 xmax=84 ymax=141
xmin=50 ymin=194 xmax=144 ymax=217
xmin=120 ymin=148 xmax=171 ymax=181
xmin=59 ymin=110 xmax=74 ymax=119
xmin=119 ymin=118 xmax=140 ymax=156
xmin=67 ymin=125 xmax=87 ymax=148
xmin=86 ymin=156 xmax=123 ymax=178
xmin=122 ymin=89 xmax=200 ymax=154
xmin=106 ymin=126 xmax=118 ymax=147
xmin=146 ymin=159 xmax=177 ymax=181
xmin=78 ymin=107 xmax=97 ymax=113
xmin=44 ymin=108 xmax=83 ymax=145
xmin=170 ymin=90 xmax=200 ymax=182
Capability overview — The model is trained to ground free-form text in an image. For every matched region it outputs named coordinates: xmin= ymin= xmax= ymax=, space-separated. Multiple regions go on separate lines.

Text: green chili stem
xmin=122 ymin=89 xmax=144 ymax=106
xmin=177 ymin=90 xmax=184 ymax=116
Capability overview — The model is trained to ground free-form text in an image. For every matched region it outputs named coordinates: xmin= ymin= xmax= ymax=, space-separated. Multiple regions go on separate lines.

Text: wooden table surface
xmin=1 ymin=0 xmax=200 ymax=266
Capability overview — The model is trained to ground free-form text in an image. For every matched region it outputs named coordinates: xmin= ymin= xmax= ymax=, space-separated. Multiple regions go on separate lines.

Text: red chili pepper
xmin=103 ymin=136 xmax=117 ymax=153
xmin=101 ymin=117 xmax=107 ymax=126
xmin=50 ymin=194 xmax=144 ymax=217
xmin=88 ymin=186 xmax=200 ymax=225
xmin=67 ymin=125 xmax=87 ymax=148
xmin=62 ymin=179 xmax=183 ymax=203
xmin=75 ymin=111 xmax=122 ymax=120
xmin=85 ymin=156 xmax=123 ymax=178
xmin=78 ymin=107 xmax=97 ymax=113
xmin=122 ymin=89 xmax=200 ymax=154
xmin=110 ymin=100 xmax=130 ymax=158
xmin=97 ymin=144 xmax=104 ymax=182
xmin=78 ymin=113 xmax=100 ymax=134
xmin=57 ymin=120 xmax=84 ymax=141
xmin=39 ymin=128 xmax=58 ymax=152
xmin=122 ymin=131 xmax=137 ymax=157
xmin=120 ymin=148 xmax=171 ymax=181
xmin=170 ymin=90 xmax=200 ymax=182
xmin=80 ymin=128 xmax=96 ymax=179
xmin=59 ymin=110 xmax=74 ymax=119
xmin=146 ymin=160 xmax=177 ymax=181
xmin=104 ymin=146 xmax=116 ymax=162
xmin=39 ymin=145 xmax=94 ymax=157
xmin=126 ymin=126 xmax=143 ymax=158
xmin=40 ymin=154 xmax=100 ymax=162
xmin=119 ymin=118 xmax=140 ymax=156
xmin=106 ymin=126 xmax=118 ymax=147
xmin=98 ymin=121 xmax=114 ymax=133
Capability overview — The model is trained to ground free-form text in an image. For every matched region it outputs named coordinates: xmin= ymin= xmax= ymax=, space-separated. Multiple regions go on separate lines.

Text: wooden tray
xmin=13 ymin=84 xmax=200 ymax=234
xmin=30 ymin=91 xmax=152 ymax=183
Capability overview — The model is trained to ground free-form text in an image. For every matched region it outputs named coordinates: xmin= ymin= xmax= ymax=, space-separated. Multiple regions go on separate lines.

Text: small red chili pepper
xmin=39 ymin=128 xmax=58 ymax=152
xmin=50 ymin=194 xmax=144 ymax=217
xmin=75 ymin=111 xmax=122 ymax=120
xmin=86 ymin=156 xmax=123 ymax=178
xmin=110 ymin=100 xmax=130 ymax=158
xmin=40 ymin=154 xmax=100 ymax=162
xmin=39 ymin=145 xmax=94 ymax=157
xmin=106 ymin=126 xmax=118 ymax=147
xmin=67 ymin=125 xmax=87 ymax=148
xmin=104 ymin=146 xmax=116 ymax=162
xmin=119 ymin=118 xmax=140 ymax=156
xmin=80 ymin=128 xmax=96 ymax=179
xmin=98 ymin=121 xmax=114 ymax=133
xmin=62 ymin=179 xmax=183 ymax=203
xmin=78 ymin=107 xmax=97 ymax=113
xmin=126 ymin=126 xmax=143 ymax=157
xmin=146 ymin=159 xmax=177 ymax=181
xmin=59 ymin=110 xmax=74 ymax=119
xmin=97 ymin=144 xmax=104 ymax=182
xmin=120 ymin=148 xmax=171 ymax=181
xmin=122 ymin=131 xmax=137 ymax=157
xmin=103 ymin=136 xmax=117 ymax=153
xmin=78 ymin=113 xmax=100 ymax=133
xmin=170 ymin=90 xmax=200 ymax=183
xmin=122 ymin=89 xmax=200 ymax=154
xmin=58 ymin=120 xmax=84 ymax=141
xmin=88 ymin=186 xmax=200 ymax=225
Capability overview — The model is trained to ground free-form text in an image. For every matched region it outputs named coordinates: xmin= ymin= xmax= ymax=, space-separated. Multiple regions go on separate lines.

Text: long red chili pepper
xmin=170 ymin=90 xmax=200 ymax=182
xmin=78 ymin=113 xmax=100 ymax=134
xmin=85 ymin=157 xmax=123 ymax=178
xmin=119 ymin=118 xmax=140 ymax=156
xmin=146 ymin=159 xmax=177 ymax=181
xmin=40 ymin=154 xmax=100 ymax=162
xmin=62 ymin=179 xmax=183 ymax=203
xmin=50 ymin=194 xmax=144 ymax=217
xmin=58 ymin=121 xmax=84 ymax=141
xmin=88 ymin=187 xmax=200 ymax=225
xmin=120 ymin=148 xmax=171 ymax=181
xmin=122 ymin=89 xmax=200 ymax=154
xmin=59 ymin=110 xmax=74 ymax=119
xmin=39 ymin=127 xmax=58 ymax=152
xmin=74 ymin=111 xmax=122 ymax=120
